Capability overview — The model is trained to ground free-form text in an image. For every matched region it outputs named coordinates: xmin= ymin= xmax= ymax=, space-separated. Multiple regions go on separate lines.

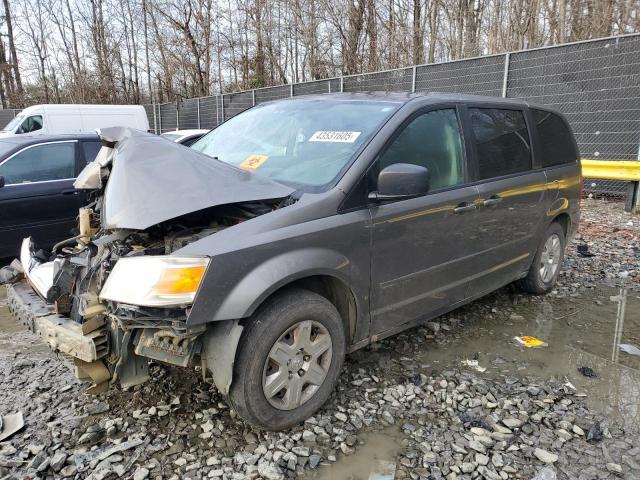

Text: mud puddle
xmin=306 ymin=426 xmax=403 ymax=480
xmin=413 ymin=285 xmax=640 ymax=432
xmin=353 ymin=284 xmax=639 ymax=435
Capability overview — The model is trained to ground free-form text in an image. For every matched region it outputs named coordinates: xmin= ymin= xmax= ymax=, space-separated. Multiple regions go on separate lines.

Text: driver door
xmin=369 ymin=107 xmax=483 ymax=335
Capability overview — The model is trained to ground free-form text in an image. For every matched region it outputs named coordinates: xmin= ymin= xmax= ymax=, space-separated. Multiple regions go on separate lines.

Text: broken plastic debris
xmin=619 ymin=344 xmax=640 ymax=356
xmin=532 ymin=466 xmax=557 ymax=480
xmin=513 ymin=336 xmax=547 ymax=348
xmin=368 ymin=460 xmax=396 ymax=480
xmin=0 ymin=259 xmax=23 ymax=285
xmin=586 ymin=421 xmax=604 ymax=443
xmin=461 ymin=359 xmax=487 ymax=372
xmin=578 ymin=366 xmax=597 ymax=378
xmin=74 ymin=437 xmax=145 ymax=470
xmin=576 ymin=244 xmax=596 ymax=257
xmin=0 ymin=412 xmax=24 ymax=441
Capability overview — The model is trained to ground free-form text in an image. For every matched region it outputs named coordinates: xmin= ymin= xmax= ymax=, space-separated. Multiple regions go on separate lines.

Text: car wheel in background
xmin=517 ymin=222 xmax=566 ymax=294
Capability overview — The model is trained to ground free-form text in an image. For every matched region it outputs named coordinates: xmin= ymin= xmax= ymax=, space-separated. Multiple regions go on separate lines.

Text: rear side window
xmin=532 ymin=109 xmax=578 ymax=167
xmin=469 ymin=108 xmax=531 ymax=180
xmin=0 ymin=142 xmax=75 ymax=184
xmin=82 ymin=141 xmax=102 ymax=164
xmin=378 ymin=108 xmax=465 ymax=190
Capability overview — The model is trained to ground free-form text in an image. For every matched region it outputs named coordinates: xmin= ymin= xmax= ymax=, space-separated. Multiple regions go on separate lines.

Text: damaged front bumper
xmin=6 ymin=280 xmax=114 ymax=393
xmin=6 ymin=281 xmax=108 ymax=362
xmin=5 ymin=219 xmax=245 ymax=397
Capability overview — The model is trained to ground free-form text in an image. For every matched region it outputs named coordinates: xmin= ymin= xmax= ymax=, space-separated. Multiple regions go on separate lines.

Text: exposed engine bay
xmin=7 ymin=127 xmax=296 ymax=394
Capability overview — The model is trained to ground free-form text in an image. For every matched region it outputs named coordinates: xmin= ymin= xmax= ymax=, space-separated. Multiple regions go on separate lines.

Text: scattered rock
xmin=606 ymin=463 xmax=623 ymax=475
xmin=534 ymin=448 xmax=559 ymax=464
xmin=133 ymin=467 xmax=150 ymax=480
xmin=258 ymin=461 xmax=284 ymax=480
xmin=50 ymin=451 xmax=68 ymax=472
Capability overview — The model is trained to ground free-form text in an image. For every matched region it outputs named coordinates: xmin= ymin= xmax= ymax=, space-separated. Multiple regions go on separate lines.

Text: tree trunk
xmin=142 ymin=0 xmax=153 ymax=102
xmin=413 ymin=0 xmax=424 ymax=65
xmin=344 ymin=0 xmax=365 ymax=75
xmin=255 ymin=0 xmax=266 ymax=86
xmin=366 ymin=0 xmax=378 ymax=71
xmin=3 ymin=0 xmax=22 ymax=95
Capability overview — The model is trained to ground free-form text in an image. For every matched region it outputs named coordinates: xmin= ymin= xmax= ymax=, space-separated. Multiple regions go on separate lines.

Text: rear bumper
xmin=6 ymin=281 xmax=108 ymax=362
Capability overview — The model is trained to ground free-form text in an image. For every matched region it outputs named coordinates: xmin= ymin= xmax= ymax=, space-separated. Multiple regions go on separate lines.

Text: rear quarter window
xmin=469 ymin=108 xmax=531 ymax=180
xmin=532 ymin=109 xmax=578 ymax=167
xmin=81 ymin=140 xmax=102 ymax=164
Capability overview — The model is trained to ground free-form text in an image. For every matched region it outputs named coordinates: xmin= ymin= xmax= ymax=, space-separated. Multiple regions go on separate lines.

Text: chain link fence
xmin=146 ymin=33 xmax=640 ymax=197
xmin=0 ymin=109 xmax=19 ymax=128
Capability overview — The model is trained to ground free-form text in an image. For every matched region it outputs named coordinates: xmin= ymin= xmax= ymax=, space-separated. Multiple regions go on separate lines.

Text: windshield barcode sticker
xmin=309 ymin=131 xmax=361 ymax=143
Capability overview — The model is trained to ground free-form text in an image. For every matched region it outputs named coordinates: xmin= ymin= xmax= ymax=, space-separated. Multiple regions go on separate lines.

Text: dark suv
xmin=5 ymin=93 xmax=581 ymax=430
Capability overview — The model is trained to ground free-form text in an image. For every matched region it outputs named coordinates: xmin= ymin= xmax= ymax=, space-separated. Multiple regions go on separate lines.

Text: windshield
xmin=1 ymin=114 xmax=24 ymax=132
xmin=192 ymin=99 xmax=400 ymax=190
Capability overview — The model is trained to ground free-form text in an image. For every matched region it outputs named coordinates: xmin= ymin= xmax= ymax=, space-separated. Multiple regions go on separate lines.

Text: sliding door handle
xmin=453 ymin=202 xmax=477 ymax=214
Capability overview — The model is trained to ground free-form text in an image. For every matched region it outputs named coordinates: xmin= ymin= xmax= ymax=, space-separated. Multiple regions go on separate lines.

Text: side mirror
xmin=0 ymin=176 xmax=4 ymax=188
xmin=369 ymin=163 xmax=430 ymax=202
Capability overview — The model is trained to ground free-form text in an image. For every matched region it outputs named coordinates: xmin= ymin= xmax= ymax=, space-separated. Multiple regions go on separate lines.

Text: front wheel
xmin=517 ymin=222 xmax=566 ymax=294
xmin=229 ymin=288 xmax=346 ymax=430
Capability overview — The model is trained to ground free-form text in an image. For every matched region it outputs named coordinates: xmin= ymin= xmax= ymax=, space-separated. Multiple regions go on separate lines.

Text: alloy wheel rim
xmin=539 ymin=233 xmax=562 ymax=283
xmin=262 ymin=320 xmax=333 ymax=410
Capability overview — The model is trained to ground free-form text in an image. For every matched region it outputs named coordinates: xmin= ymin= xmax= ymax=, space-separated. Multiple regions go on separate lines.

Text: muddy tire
xmin=517 ymin=222 xmax=566 ymax=294
xmin=229 ymin=288 xmax=346 ymax=430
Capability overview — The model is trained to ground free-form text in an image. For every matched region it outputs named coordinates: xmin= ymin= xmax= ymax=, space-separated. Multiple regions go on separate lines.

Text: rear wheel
xmin=229 ymin=288 xmax=346 ymax=430
xmin=517 ymin=222 xmax=566 ymax=294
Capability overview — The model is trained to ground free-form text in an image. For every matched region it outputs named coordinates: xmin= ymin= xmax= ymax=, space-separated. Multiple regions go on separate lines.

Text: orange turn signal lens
xmin=152 ymin=265 xmax=206 ymax=295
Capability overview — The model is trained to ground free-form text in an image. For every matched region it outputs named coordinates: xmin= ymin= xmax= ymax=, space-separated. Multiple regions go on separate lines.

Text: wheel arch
xmin=551 ymin=211 xmax=571 ymax=238
xmin=251 ymin=274 xmax=359 ymax=346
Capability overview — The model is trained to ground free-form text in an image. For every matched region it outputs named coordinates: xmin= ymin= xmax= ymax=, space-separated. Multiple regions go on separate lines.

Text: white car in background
xmin=0 ymin=104 xmax=150 ymax=137
xmin=161 ymin=129 xmax=209 ymax=147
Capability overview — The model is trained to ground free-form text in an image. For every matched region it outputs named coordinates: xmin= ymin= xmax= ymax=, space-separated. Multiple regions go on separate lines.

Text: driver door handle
xmin=482 ymin=195 xmax=503 ymax=207
xmin=453 ymin=202 xmax=477 ymax=214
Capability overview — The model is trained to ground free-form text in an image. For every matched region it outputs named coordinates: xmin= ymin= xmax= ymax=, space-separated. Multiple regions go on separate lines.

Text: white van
xmin=0 ymin=104 xmax=150 ymax=137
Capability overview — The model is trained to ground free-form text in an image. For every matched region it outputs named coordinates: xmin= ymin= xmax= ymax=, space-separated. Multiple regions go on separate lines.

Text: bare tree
xmin=0 ymin=0 xmax=636 ymax=106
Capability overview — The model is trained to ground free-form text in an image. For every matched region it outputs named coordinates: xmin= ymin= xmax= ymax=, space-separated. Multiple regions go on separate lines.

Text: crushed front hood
xmin=77 ymin=127 xmax=295 ymax=230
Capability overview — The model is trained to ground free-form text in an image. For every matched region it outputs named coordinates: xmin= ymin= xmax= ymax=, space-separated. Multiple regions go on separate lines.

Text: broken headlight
xmin=100 ymin=256 xmax=210 ymax=307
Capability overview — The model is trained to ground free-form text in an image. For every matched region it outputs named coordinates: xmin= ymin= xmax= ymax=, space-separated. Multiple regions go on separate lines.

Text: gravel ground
xmin=0 ymin=198 xmax=639 ymax=480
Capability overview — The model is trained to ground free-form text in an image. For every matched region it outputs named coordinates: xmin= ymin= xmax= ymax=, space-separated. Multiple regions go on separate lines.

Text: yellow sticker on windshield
xmin=239 ymin=154 xmax=269 ymax=172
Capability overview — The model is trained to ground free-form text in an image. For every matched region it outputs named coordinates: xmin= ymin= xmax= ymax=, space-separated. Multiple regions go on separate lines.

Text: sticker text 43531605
xmin=309 ymin=131 xmax=361 ymax=143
